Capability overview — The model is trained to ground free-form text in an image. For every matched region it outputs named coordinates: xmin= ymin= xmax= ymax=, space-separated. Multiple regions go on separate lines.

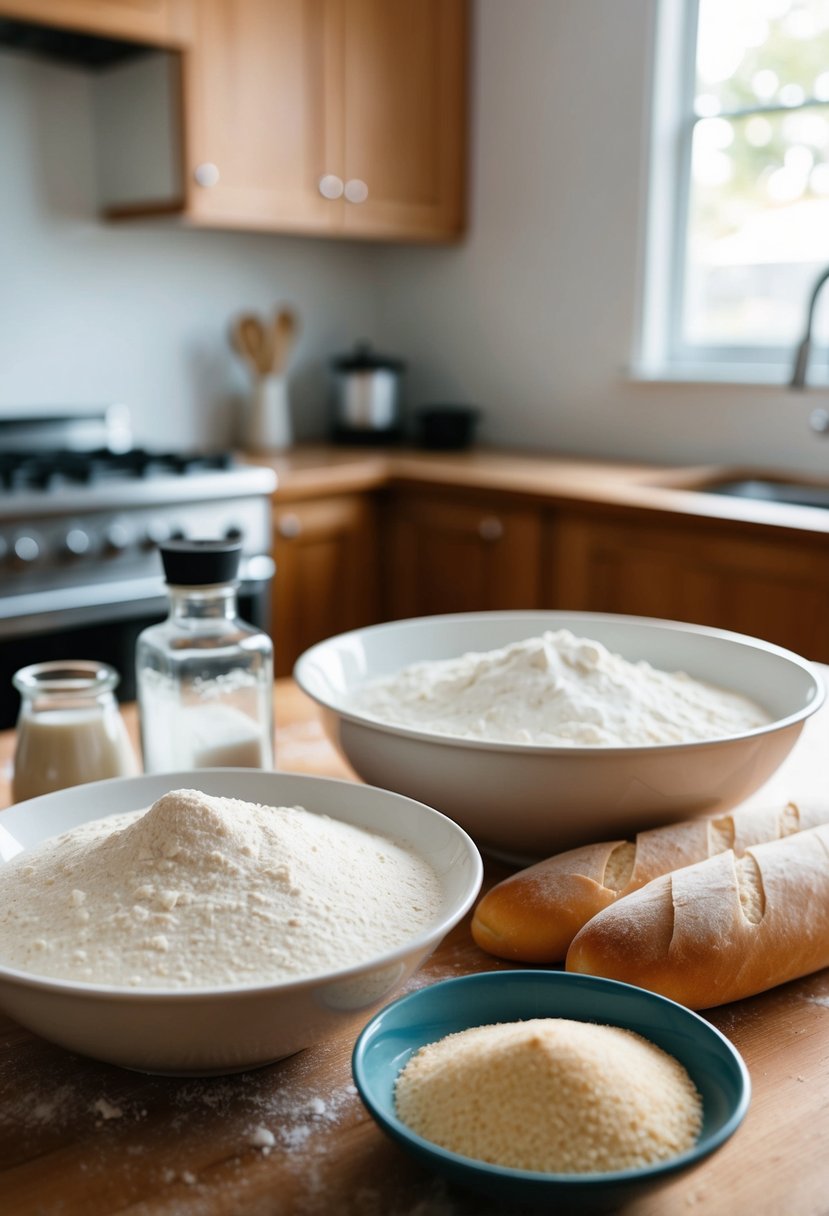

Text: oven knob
xmin=224 ymin=524 xmax=243 ymax=541
xmin=13 ymin=535 xmax=40 ymax=565
xmin=63 ymin=528 xmax=91 ymax=557
xmin=144 ymin=518 xmax=171 ymax=549
xmin=103 ymin=523 xmax=131 ymax=554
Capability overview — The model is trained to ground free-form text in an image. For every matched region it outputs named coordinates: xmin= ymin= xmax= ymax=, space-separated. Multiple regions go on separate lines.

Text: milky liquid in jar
xmin=11 ymin=662 xmax=138 ymax=803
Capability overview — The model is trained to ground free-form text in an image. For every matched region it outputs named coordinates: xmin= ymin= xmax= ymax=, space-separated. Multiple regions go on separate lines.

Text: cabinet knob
xmin=810 ymin=407 xmax=829 ymax=434
xmin=194 ymin=162 xmax=220 ymax=188
xmin=344 ymin=178 xmax=369 ymax=204
xmin=478 ymin=516 xmax=504 ymax=542
xmin=319 ymin=174 xmax=344 ymax=200
xmin=278 ymin=513 xmax=303 ymax=540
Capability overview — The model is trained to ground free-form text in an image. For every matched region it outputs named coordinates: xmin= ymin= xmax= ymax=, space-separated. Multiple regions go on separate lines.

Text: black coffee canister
xmin=330 ymin=342 xmax=406 ymax=444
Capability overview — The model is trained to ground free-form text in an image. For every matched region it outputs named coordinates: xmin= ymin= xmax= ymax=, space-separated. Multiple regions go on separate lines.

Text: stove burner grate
xmin=0 ymin=448 xmax=234 ymax=491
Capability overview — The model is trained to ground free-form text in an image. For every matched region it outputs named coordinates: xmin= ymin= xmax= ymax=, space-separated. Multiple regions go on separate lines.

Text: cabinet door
xmin=0 ymin=0 xmax=185 ymax=43
xmin=272 ymin=494 xmax=379 ymax=677
xmin=338 ymin=0 xmax=467 ymax=239
xmin=184 ymin=0 xmax=342 ymax=232
xmin=386 ymin=492 xmax=541 ymax=620
xmin=548 ymin=513 xmax=829 ymax=661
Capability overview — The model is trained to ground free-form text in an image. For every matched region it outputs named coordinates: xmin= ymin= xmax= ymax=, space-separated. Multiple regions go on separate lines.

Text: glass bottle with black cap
xmin=136 ymin=539 xmax=274 ymax=772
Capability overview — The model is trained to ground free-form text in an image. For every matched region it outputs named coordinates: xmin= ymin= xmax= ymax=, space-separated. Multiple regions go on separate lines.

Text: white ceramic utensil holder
xmin=245 ymin=375 xmax=293 ymax=452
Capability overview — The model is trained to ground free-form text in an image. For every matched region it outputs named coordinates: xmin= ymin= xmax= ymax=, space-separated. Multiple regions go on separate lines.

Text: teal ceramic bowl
xmin=352 ymin=971 xmax=750 ymax=1211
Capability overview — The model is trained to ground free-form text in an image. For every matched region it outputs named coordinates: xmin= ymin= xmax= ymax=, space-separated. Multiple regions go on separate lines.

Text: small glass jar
xmin=12 ymin=661 xmax=139 ymax=803
xmin=136 ymin=539 xmax=274 ymax=772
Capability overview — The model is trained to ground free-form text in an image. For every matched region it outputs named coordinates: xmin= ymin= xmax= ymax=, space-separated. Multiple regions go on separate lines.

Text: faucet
xmin=791 ymin=265 xmax=829 ymax=433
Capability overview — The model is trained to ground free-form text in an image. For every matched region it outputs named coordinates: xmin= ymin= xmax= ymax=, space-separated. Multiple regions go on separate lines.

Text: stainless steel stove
xmin=0 ymin=408 xmax=276 ymax=727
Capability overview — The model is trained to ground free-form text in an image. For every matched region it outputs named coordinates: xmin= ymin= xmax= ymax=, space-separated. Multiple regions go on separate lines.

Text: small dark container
xmin=330 ymin=342 xmax=406 ymax=444
xmin=414 ymin=404 xmax=480 ymax=451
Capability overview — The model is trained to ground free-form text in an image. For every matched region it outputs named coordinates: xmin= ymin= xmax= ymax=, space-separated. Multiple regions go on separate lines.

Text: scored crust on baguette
xmin=470 ymin=801 xmax=829 ymax=964
xmin=737 ymin=854 xmax=764 ymax=923
xmin=565 ymin=824 xmax=829 ymax=1009
xmin=471 ymin=840 xmax=624 ymax=963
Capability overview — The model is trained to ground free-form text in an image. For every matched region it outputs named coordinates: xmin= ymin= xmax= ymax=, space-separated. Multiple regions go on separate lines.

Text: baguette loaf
xmin=565 ymin=824 xmax=829 ymax=1009
xmin=471 ymin=801 xmax=829 ymax=963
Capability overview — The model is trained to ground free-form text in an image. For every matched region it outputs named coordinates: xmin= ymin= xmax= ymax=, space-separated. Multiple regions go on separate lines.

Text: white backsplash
xmin=0 ymin=50 xmax=381 ymax=450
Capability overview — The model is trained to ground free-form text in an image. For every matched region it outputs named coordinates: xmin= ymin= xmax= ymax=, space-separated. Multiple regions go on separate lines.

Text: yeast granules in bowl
xmin=394 ymin=1017 xmax=702 ymax=1174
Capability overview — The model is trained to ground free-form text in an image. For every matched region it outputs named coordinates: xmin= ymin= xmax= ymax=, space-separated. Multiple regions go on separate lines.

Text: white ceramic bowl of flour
xmin=294 ymin=611 xmax=824 ymax=862
xmin=0 ymin=770 xmax=482 ymax=1075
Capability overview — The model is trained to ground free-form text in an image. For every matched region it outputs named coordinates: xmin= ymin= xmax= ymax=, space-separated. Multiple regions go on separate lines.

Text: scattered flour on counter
xmin=0 ymin=788 xmax=441 ymax=988
xmin=352 ymin=628 xmax=770 ymax=746
xmin=247 ymin=1125 xmax=276 ymax=1150
xmin=166 ymin=1074 xmax=362 ymax=1169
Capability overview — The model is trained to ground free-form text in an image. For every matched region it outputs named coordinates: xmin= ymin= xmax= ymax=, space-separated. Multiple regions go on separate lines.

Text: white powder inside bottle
xmin=0 ymin=789 xmax=441 ymax=989
xmin=352 ymin=629 xmax=770 ymax=746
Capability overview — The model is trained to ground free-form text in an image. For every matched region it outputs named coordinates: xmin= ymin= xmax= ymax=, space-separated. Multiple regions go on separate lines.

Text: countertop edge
xmin=241 ymin=446 xmax=829 ymax=539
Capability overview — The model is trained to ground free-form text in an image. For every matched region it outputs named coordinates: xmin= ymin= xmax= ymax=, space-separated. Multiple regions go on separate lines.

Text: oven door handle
xmin=0 ymin=557 xmax=275 ymax=639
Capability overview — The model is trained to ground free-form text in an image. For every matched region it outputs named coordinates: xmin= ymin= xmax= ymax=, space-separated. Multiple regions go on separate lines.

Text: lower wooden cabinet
xmin=547 ymin=511 xmax=829 ymax=662
xmin=272 ymin=493 xmax=379 ymax=677
xmin=270 ymin=479 xmax=829 ymax=675
xmin=271 ymin=486 xmax=543 ymax=674
xmin=384 ymin=490 xmax=543 ymax=620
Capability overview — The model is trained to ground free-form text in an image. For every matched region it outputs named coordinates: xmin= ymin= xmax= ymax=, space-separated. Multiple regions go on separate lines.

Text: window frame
xmin=636 ymin=0 xmax=828 ymax=384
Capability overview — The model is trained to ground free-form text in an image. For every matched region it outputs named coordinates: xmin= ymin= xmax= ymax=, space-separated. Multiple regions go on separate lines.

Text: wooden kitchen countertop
xmin=246 ymin=444 xmax=829 ymax=539
xmin=2 ymin=681 xmax=829 ymax=1215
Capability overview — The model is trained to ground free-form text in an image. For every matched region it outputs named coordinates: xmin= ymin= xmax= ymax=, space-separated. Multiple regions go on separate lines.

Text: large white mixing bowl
xmin=0 ymin=769 xmax=482 ymax=1074
xmin=295 ymin=611 xmax=824 ymax=862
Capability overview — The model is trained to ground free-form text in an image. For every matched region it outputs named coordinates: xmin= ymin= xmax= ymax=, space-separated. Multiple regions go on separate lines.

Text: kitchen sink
xmin=702 ymin=477 xmax=829 ymax=510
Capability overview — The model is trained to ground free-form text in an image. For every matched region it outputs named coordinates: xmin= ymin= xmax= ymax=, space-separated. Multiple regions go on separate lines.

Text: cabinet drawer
xmin=385 ymin=491 xmax=542 ymax=620
xmin=547 ymin=512 xmax=829 ymax=661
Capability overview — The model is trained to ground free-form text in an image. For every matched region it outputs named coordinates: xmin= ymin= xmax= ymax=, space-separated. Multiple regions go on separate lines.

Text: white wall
xmin=375 ymin=0 xmax=829 ymax=476
xmin=4 ymin=6 xmax=829 ymax=475
xmin=0 ymin=50 xmax=380 ymax=448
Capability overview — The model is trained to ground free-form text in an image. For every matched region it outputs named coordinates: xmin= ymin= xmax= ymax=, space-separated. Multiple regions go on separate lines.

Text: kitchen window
xmin=639 ymin=0 xmax=829 ymax=382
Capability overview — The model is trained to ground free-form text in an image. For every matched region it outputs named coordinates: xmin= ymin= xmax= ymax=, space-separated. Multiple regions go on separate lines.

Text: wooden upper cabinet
xmin=338 ymin=0 xmax=467 ymax=240
xmin=0 ymin=0 xmax=189 ymax=44
xmin=92 ymin=0 xmax=467 ymax=239
xmin=183 ymin=0 xmax=341 ymax=234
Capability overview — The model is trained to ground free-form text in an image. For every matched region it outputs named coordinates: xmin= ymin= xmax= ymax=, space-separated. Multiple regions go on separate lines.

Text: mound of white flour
xmin=352 ymin=629 xmax=770 ymax=746
xmin=0 ymin=789 xmax=441 ymax=989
